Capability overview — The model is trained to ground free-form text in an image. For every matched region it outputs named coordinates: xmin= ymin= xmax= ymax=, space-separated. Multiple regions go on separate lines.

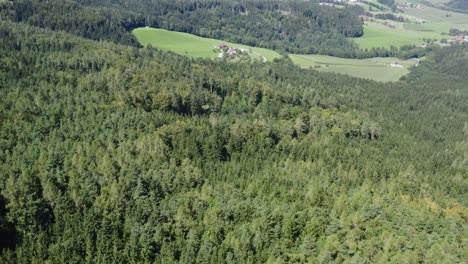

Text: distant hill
xmin=74 ymin=0 xmax=365 ymax=57
xmin=447 ymin=0 xmax=468 ymax=12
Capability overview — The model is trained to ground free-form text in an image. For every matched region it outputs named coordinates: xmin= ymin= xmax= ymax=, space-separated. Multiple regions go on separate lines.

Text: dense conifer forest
xmin=0 ymin=0 xmax=467 ymax=263
xmin=2 ymin=0 xmax=430 ymax=58
xmin=74 ymin=0 xmax=365 ymax=56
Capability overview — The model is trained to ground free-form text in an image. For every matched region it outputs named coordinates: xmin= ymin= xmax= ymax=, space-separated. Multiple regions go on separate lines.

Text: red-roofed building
xmin=358 ymin=14 xmax=369 ymax=20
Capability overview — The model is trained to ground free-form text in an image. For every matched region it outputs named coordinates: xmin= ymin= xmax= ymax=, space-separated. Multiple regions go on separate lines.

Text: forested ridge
xmin=74 ymin=0 xmax=365 ymax=56
xmin=0 ymin=0 xmax=144 ymax=46
xmin=0 ymin=1 xmax=467 ymax=263
xmin=446 ymin=0 xmax=468 ymax=12
xmin=1 ymin=0 xmax=429 ymax=58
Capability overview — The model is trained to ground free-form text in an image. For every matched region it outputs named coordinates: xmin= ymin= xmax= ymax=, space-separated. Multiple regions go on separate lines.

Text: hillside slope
xmin=0 ymin=17 xmax=466 ymax=263
xmin=73 ymin=0 xmax=365 ymax=57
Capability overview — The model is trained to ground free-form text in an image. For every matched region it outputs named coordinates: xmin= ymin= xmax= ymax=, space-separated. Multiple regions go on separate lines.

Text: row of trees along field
xmin=0 ymin=15 xmax=467 ymax=263
xmin=1 ymin=0 xmax=430 ymax=59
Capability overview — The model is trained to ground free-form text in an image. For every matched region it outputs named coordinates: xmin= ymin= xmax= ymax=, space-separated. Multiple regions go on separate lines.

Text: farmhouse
xmin=227 ymin=47 xmax=240 ymax=56
xmin=358 ymin=14 xmax=369 ymax=20
xmin=455 ymin=36 xmax=468 ymax=43
xmin=396 ymin=4 xmax=407 ymax=9
xmin=390 ymin=61 xmax=404 ymax=68
xmin=215 ymin=44 xmax=242 ymax=58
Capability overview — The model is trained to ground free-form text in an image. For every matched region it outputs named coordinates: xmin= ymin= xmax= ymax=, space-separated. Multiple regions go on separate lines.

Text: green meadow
xmin=354 ymin=22 xmax=443 ymax=49
xmin=289 ymin=54 xmax=418 ymax=82
xmin=133 ymin=27 xmax=281 ymax=61
xmin=403 ymin=4 xmax=468 ymax=24
xmin=134 ymin=27 xmax=419 ymax=82
xmin=354 ymin=0 xmax=468 ymax=49
xmin=402 ymin=4 xmax=468 ymax=33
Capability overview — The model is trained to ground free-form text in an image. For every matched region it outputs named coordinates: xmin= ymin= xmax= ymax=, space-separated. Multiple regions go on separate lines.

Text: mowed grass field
xmin=403 ymin=3 xmax=468 ymax=24
xmin=290 ymin=54 xmax=419 ymax=82
xmin=354 ymin=0 xmax=468 ymax=49
xmin=354 ymin=22 xmax=443 ymax=49
xmin=133 ymin=27 xmax=281 ymax=61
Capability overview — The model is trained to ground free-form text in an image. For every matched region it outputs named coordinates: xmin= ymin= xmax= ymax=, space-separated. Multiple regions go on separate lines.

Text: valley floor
xmin=134 ymin=27 xmax=420 ymax=82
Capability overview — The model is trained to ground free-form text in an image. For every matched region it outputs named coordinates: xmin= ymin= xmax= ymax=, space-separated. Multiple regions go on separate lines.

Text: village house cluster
xmin=455 ymin=35 xmax=468 ymax=43
xmin=216 ymin=44 xmax=242 ymax=58
xmin=319 ymin=0 xmax=358 ymax=7
xmin=397 ymin=2 xmax=424 ymax=10
xmin=358 ymin=14 xmax=369 ymax=20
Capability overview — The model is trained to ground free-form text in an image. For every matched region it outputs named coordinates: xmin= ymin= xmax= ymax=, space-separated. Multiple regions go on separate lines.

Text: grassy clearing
xmin=132 ymin=27 xmax=281 ymax=61
xmin=354 ymin=0 xmax=468 ymax=49
xmin=403 ymin=23 xmax=435 ymax=32
xmin=354 ymin=23 xmax=441 ymax=49
xmin=398 ymin=2 xmax=468 ymax=31
xmin=403 ymin=4 xmax=468 ymax=24
xmin=425 ymin=0 xmax=450 ymax=4
xmin=289 ymin=54 xmax=419 ymax=82
xmin=134 ymin=27 xmax=418 ymax=82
